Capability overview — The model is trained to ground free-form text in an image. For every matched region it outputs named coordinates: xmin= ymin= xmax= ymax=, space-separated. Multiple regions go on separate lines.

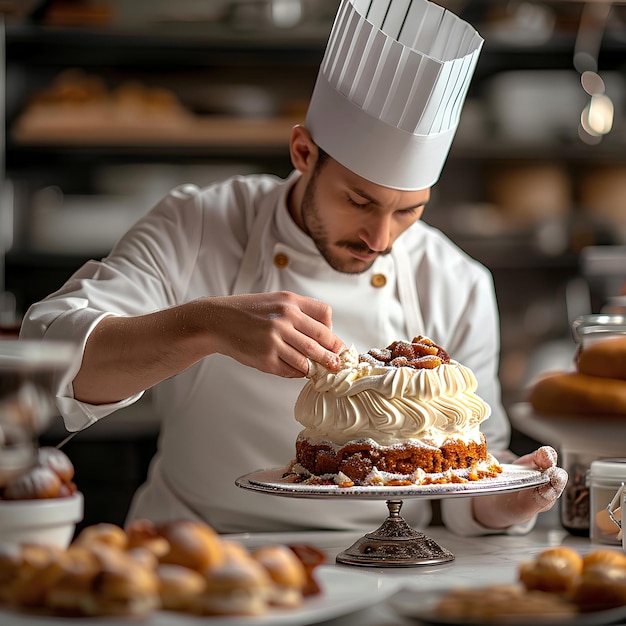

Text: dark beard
xmin=300 ymin=175 xmax=389 ymax=274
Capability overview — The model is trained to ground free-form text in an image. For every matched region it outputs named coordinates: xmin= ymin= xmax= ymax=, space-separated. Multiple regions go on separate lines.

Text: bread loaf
xmin=578 ymin=336 xmax=626 ymax=380
xmin=528 ymin=371 xmax=626 ymax=415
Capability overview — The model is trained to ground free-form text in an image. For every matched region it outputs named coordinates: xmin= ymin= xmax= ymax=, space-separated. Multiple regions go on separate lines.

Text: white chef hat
xmin=305 ymin=0 xmax=483 ymax=191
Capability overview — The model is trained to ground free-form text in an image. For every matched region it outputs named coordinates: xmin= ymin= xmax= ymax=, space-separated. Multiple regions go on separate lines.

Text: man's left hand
xmin=472 ymin=446 xmax=568 ymax=530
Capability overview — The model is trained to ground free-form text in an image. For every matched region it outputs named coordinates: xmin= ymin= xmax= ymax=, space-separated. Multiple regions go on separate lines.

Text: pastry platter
xmin=388 ymin=588 xmax=626 ymax=626
xmin=236 ymin=465 xmax=549 ymax=568
xmin=0 ymin=566 xmax=394 ymax=626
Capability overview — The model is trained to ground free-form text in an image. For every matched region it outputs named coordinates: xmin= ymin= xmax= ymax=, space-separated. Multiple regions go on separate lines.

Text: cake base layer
xmin=295 ymin=434 xmax=490 ymax=486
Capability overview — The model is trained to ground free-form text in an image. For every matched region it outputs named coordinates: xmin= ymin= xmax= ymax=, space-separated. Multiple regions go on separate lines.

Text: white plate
xmin=388 ymin=588 xmax=626 ymax=626
xmin=0 ymin=566 xmax=392 ymax=626
xmin=236 ymin=465 xmax=549 ymax=500
xmin=510 ymin=402 xmax=626 ymax=455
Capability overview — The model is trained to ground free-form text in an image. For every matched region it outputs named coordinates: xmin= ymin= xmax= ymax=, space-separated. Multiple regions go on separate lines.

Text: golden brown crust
xmin=73 ymin=523 xmax=128 ymax=550
xmin=578 ymin=336 xmax=626 ymax=380
xmin=252 ymin=545 xmax=307 ymax=607
xmin=156 ymin=563 xmax=206 ymax=612
xmin=157 ymin=520 xmax=225 ymax=572
xmin=572 ymin=564 xmax=626 ymax=611
xmin=125 ymin=519 xmax=170 ymax=558
xmin=528 ymin=371 xmax=626 ymax=416
xmin=582 ymin=549 xmax=626 ymax=570
xmin=2 ymin=466 xmax=63 ymax=499
xmin=518 ymin=547 xmax=583 ymax=594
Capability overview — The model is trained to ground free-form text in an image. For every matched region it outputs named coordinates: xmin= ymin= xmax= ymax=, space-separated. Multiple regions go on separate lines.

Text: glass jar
xmin=560 ymin=450 xmax=596 ymax=536
xmin=571 ymin=313 xmax=626 ymax=348
xmin=587 ymin=458 xmax=626 ymax=545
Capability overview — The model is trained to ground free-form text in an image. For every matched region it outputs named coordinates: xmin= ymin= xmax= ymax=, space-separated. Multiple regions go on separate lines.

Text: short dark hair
xmin=314 ymin=146 xmax=329 ymax=173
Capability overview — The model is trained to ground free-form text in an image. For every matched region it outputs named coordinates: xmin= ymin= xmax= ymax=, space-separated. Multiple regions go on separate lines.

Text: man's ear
xmin=289 ymin=124 xmax=319 ymax=174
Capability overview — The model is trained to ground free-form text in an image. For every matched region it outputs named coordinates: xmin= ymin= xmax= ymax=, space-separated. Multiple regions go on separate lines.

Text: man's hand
xmin=472 ymin=446 xmax=568 ymax=530
xmin=74 ymin=291 xmax=345 ymax=405
xmin=203 ymin=292 xmax=345 ymax=378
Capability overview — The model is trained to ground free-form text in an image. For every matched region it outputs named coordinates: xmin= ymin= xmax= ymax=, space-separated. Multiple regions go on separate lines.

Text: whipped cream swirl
xmin=295 ymin=346 xmax=490 ymax=447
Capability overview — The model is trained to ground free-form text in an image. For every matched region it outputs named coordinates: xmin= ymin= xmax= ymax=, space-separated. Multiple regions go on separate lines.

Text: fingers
xmin=532 ymin=466 xmax=568 ymax=511
xmin=206 ymin=292 xmax=346 ymax=378
xmin=514 ymin=446 xmax=558 ymax=470
xmin=473 ymin=459 xmax=568 ymax=529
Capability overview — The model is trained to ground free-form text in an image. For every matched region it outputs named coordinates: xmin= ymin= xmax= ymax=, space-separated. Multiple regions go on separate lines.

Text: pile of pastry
xmin=434 ymin=546 xmax=626 ymax=621
xmin=0 ymin=447 xmax=77 ymax=500
xmin=0 ymin=518 xmax=324 ymax=618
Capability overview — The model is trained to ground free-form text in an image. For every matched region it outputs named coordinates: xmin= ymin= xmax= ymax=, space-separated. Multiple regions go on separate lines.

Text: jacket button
xmin=274 ymin=253 xmax=289 ymax=269
xmin=371 ymin=274 xmax=387 ymax=288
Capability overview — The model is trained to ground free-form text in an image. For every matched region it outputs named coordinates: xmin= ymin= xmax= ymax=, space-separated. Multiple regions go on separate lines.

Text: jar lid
xmin=589 ymin=458 xmax=626 ymax=479
xmin=572 ymin=314 xmax=626 ymax=345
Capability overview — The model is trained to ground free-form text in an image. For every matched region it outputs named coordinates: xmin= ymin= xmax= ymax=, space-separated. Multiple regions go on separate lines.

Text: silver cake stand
xmin=235 ymin=465 xmax=549 ymax=568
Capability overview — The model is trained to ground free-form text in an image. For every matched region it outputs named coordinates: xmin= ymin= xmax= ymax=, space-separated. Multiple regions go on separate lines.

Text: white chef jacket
xmin=22 ymin=171 xmax=528 ymax=535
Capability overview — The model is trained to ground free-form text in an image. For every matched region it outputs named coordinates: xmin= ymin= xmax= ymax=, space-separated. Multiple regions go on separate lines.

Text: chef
xmin=21 ymin=0 xmax=566 ymax=534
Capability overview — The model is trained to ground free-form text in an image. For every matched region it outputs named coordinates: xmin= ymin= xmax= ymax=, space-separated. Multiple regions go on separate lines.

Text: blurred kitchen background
xmin=1 ymin=0 xmax=626 ymax=528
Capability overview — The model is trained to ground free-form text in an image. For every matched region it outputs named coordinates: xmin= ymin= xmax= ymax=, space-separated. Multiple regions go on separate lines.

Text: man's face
xmin=299 ymin=156 xmax=430 ymax=274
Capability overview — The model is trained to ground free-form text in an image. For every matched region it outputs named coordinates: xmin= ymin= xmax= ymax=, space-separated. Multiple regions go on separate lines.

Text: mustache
xmin=336 ymin=241 xmax=392 ymax=256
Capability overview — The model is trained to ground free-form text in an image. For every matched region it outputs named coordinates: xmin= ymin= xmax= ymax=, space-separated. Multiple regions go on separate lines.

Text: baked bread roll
xmin=197 ymin=554 xmax=272 ymax=616
xmin=583 ymin=549 xmax=626 ymax=570
xmin=0 ymin=543 xmax=22 ymax=604
xmin=125 ymin=519 xmax=170 ymax=558
xmin=518 ymin=547 xmax=583 ymax=593
xmin=253 ymin=544 xmax=307 ymax=607
xmin=3 ymin=544 xmax=64 ymax=608
xmin=528 ymin=371 xmax=626 ymax=415
xmin=73 ymin=523 xmax=128 ymax=550
xmin=572 ymin=564 xmax=626 ymax=611
xmin=158 ymin=520 xmax=224 ymax=572
xmin=2 ymin=465 xmax=63 ymax=499
xmin=45 ymin=545 xmax=102 ymax=614
xmin=38 ymin=447 xmax=75 ymax=483
xmin=83 ymin=558 xmax=160 ymax=617
xmin=578 ymin=336 xmax=626 ymax=380
xmin=156 ymin=563 xmax=206 ymax=612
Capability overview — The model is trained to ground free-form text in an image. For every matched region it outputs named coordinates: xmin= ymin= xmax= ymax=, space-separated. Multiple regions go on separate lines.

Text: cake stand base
xmin=335 ymin=500 xmax=455 ymax=567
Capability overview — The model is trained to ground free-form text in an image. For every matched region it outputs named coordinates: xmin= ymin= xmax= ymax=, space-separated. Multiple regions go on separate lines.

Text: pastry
xmin=157 ymin=519 xmax=225 ymax=572
xmin=125 ymin=518 xmax=170 ymax=558
xmin=577 ymin=336 xmax=626 ymax=380
xmin=198 ymin=553 xmax=272 ymax=616
xmin=253 ymin=544 xmax=307 ymax=607
xmin=155 ymin=563 xmax=206 ymax=612
xmin=37 ymin=447 xmax=75 ymax=483
xmin=2 ymin=465 xmax=62 ymax=499
xmin=528 ymin=371 xmax=626 ymax=416
xmin=434 ymin=584 xmax=577 ymax=621
xmin=73 ymin=522 xmax=128 ymax=550
xmin=518 ymin=546 xmax=583 ymax=593
xmin=572 ymin=563 xmax=626 ymax=611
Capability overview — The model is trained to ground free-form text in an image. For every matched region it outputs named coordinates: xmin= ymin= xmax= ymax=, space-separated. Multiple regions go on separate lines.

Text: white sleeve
xmin=20 ymin=185 xmax=204 ymax=431
xmin=440 ymin=496 xmax=536 ymax=536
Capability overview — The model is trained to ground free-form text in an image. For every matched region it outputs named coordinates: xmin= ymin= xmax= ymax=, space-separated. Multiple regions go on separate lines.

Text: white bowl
xmin=0 ymin=492 xmax=84 ymax=548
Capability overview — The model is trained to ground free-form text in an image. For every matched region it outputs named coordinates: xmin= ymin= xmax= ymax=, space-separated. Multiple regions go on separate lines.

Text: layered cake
xmin=286 ymin=336 xmax=502 ymax=487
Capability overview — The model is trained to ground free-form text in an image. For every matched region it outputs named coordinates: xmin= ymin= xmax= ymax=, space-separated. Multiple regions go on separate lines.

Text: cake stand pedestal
xmin=335 ymin=499 xmax=454 ymax=567
xmin=235 ymin=465 xmax=548 ymax=568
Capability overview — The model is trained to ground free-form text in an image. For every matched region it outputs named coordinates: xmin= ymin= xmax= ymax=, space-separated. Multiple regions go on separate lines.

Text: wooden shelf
xmin=11 ymin=114 xmax=298 ymax=149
